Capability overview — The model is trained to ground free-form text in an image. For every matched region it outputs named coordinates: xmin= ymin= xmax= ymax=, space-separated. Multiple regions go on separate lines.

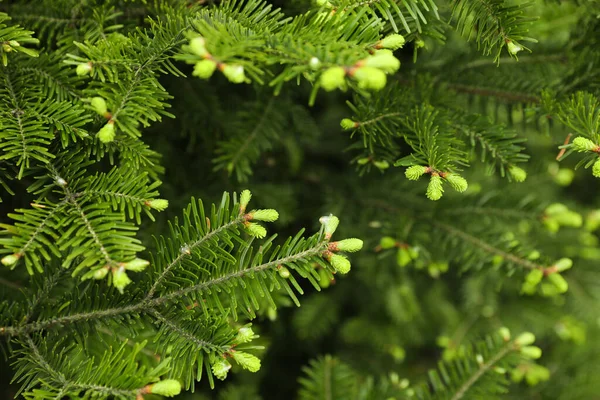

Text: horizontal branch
xmin=0 ymin=243 xmax=324 ymax=336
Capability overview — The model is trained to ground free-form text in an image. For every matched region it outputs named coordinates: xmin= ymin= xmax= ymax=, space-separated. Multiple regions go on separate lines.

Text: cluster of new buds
xmin=211 ymin=325 xmax=262 ymax=381
xmin=80 ymin=258 xmax=151 ymax=293
xmin=403 ymin=165 xmax=468 ymax=201
xmin=239 ymin=189 xmax=279 ymax=239
xmin=182 ymin=36 xmax=247 ymax=84
xmin=521 ymin=258 xmax=572 ymax=296
xmin=496 ymin=328 xmax=550 ymax=386
xmin=569 ymin=136 xmax=600 ymax=178
xmin=319 ymin=34 xmax=404 ymax=92
xmin=89 ymin=97 xmax=117 ymax=143
xmin=542 ymin=203 xmax=582 ymax=233
xmin=319 ymin=215 xmax=363 ymax=274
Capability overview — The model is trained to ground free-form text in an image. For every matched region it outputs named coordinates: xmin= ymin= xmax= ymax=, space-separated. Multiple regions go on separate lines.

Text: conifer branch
xmin=0 ymin=239 xmax=326 ymax=336
xmin=433 ymin=221 xmax=543 ymax=270
xmin=145 ymin=216 xmax=246 ymax=299
xmin=150 ymin=309 xmax=224 ymax=353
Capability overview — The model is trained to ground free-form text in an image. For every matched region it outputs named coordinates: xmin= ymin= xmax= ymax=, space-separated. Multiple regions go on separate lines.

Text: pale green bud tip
xmin=520 ymin=346 xmax=542 ymax=359
xmin=498 ymin=327 xmax=511 ymax=341
xmin=525 ymin=269 xmax=543 ymax=286
xmin=333 ymin=238 xmax=364 ymax=252
xmin=379 ymin=34 xmax=406 ymax=50
xmin=548 ymin=273 xmax=568 ymax=293
xmin=572 ymin=136 xmax=598 ymax=152
xmin=93 ymin=267 xmax=109 ymax=279
xmin=320 ymin=215 xmax=340 ymax=237
xmin=515 ymin=332 xmax=536 ymax=346
xmin=405 ymin=165 xmax=428 ymax=181
xmin=554 ymin=257 xmax=573 ymax=272
xmin=8 ymin=40 xmax=20 ymax=47
xmin=248 ymin=209 xmax=279 ymax=222
xmin=320 ymin=67 xmax=346 ymax=91
xmin=353 ymin=67 xmax=387 ymax=91
xmin=147 ymin=199 xmax=169 ymax=211
xmin=329 ymin=253 xmax=351 ymax=274
xmin=446 ymin=174 xmax=468 ymax=193
xmin=340 ymin=118 xmax=358 ymax=130
xmin=245 ymin=222 xmax=267 ymax=238
xmin=364 ymin=52 xmax=401 ymax=74
xmin=90 ymin=97 xmax=107 ymax=116
xmin=76 ymin=62 xmax=92 ymax=76
xmin=123 ymin=258 xmax=149 ymax=272
xmin=235 ymin=326 xmax=255 ymax=343
xmin=278 ymin=266 xmax=290 ymax=278
xmin=593 ymin=159 xmax=600 ymax=178
xmin=149 ymin=380 xmax=182 ymax=397
xmin=212 ymin=359 xmax=232 ymax=380
xmin=509 ymin=165 xmax=527 ymax=182
xmin=98 ymin=122 xmax=115 ymax=143
xmin=426 ymin=175 xmax=444 ymax=201
xmin=507 ymin=41 xmax=522 ymax=55
xmin=222 ymin=64 xmax=246 ymax=83
xmin=232 ymin=351 xmax=261 ymax=372
xmin=240 ymin=189 xmax=252 ymax=209
xmin=112 ymin=267 xmax=131 ymax=294
xmin=374 ymin=160 xmax=389 ymax=170
xmin=189 ymin=37 xmax=208 ymax=57
xmin=379 ymin=236 xmax=396 ymax=249
xmin=193 ymin=59 xmax=217 ymax=79
xmin=309 ymin=57 xmax=321 ymax=70
xmin=1 ymin=254 xmax=19 ymax=266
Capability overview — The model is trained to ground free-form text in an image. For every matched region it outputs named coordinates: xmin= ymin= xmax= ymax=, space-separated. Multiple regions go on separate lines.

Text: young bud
xmin=1 ymin=254 xmax=19 ymax=266
xmin=320 ymin=215 xmax=339 ymax=238
xmin=377 ymin=34 xmax=406 ymax=50
xmin=8 ymin=40 xmax=20 ymax=48
xmin=357 ymin=157 xmax=370 ymax=165
xmin=318 ymin=268 xmax=331 ymax=288
xmin=498 ymin=327 xmax=511 ymax=341
xmin=93 ymin=267 xmax=109 ymax=279
xmin=328 ymin=253 xmax=351 ymax=274
xmin=97 ymin=121 xmax=115 ymax=143
xmin=189 ymin=37 xmax=208 ymax=57
xmin=572 ymin=136 xmax=599 ymax=152
xmin=545 ymin=203 xmax=568 ymax=216
xmin=112 ymin=267 xmax=131 ymax=294
xmin=232 ymin=351 xmax=261 ymax=372
xmin=320 ymin=67 xmax=346 ymax=91
xmin=525 ymin=269 xmax=543 ymax=286
xmin=340 ymin=118 xmax=358 ymax=130
xmin=222 ymin=64 xmax=246 ymax=83
xmin=193 ymin=59 xmax=217 ymax=79
xmin=235 ymin=326 xmax=255 ymax=344
xmin=507 ymin=41 xmax=522 ymax=56
xmin=445 ymin=173 xmax=468 ymax=192
xmin=212 ymin=358 xmax=231 ymax=380
xmin=547 ymin=273 xmax=568 ymax=293
xmin=278 ymin=266 xmax=290 ymax=278
xmin=123 ymin=258 xmax=149 ymax=272
xmin=509 ymin=165 xmax=527 ymax=182
xmin=90 ymin=97 xmax=108 ymax=116
xmin=353 ymin=67 xmax=387 ymax=91
xmin=148 ymin=380 xmax=182 ymax=397
xmin=331 ymin=238 xmax=363 ymax=252
xmin=397 ymin=247 xmax=411 ymax=267
xmin=554 ymin=210 xmax=582 ymax=227
xmin=515 ymin=332 xmax=536 ymax=346
xmin=554 ymin=257 xmax=573 ymax=272
xmin=239 ymin=189 xmax=252 ymax=212
xmin=426 ymin=174 xmax=444 ymax=201
xmin=247 ymin=209 xmax=279 ymax=222
xmin=76 ymin=62 xmax=92 ymax=76
xmin=245 ymin=222 xmax=267 ymax=238
xmin=520 ymin=346 xmax=542 ymax=359
xmin=379 ymin=236 xmax=396 ymax=249
xmin=593 ymin=158 xmax=600 ymax=178
xmin=146 ymin=199 xmax=169 ymax=211
xmin=373 ymin=160 xmax=389 ymax=170
xmin=363 ymin=52 xmax=401 ymax=73
xmin=405 ymin=165 xmax=428 ymax=180
xmin=309 ymin=56 xmax=321 ymax=70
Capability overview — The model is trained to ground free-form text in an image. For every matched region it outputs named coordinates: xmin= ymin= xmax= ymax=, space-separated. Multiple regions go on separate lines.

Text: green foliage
xmin=0 ymin=0 xmax=600 ymax=399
